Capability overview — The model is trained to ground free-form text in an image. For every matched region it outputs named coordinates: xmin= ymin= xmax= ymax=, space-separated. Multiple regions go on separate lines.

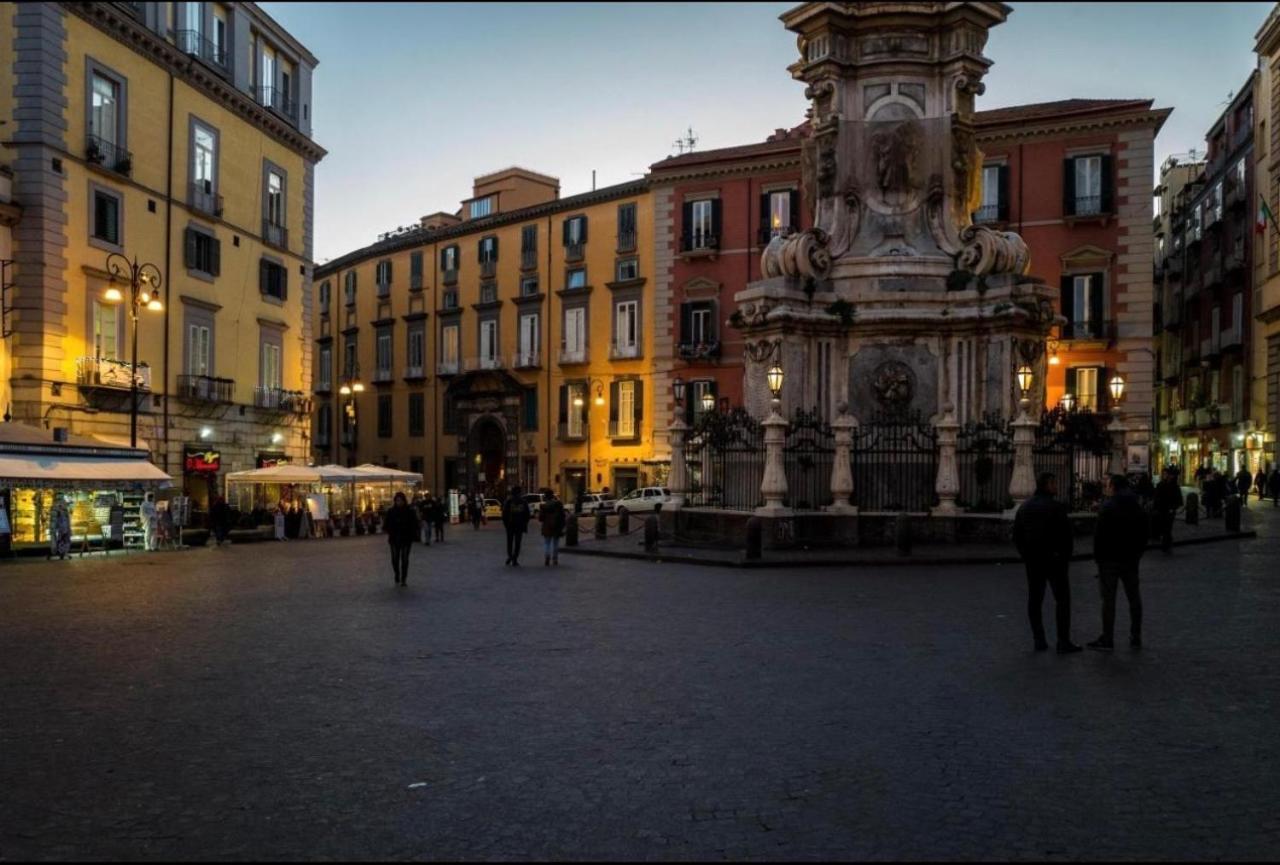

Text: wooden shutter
xmin=184 ymin=228 xmax=197 ymax=270
xmin=711 ymin=199 xmax=722 ymax=241
xmin=558 ymin=385 xmax=568 ymax=425
xmin=1060 ymin=276 xmax=1073 ymax=325
xmin=562 ymin=219 xmax=570 ymax=246
xmin=708 ymin=300 xmax=719 ymax=342
xmin=385 ymin=260 xmax=392 ymax=283
xmin=1100 ymin=154 xmax=1114 ymax=214
xmin=578 ymin=216 xmax=587 ymax=244
xmin=1062 ymin=158 xmax=1076 ymax=216
xmin=491 ymin=235 xmax=498 ymax=261
xmin=759 ymin=193 xmax=770 ymax=237
xmin=684 ymin=390 xmax=695 ymax=426
xmin=440 ymin=247 xmax=449 ymax=269
xmin=1098 ymin=366 xmax=1110 ymax=411
xmin=681 ymin=200 xmax=693 ymax=245
xmin=1089 ymin=272 xmax=1105 ymax=331
xmin=997 ymin=165 xmax=1010 ymax=222
xmin=680 ymin=302 xmax=692 ymax=345
xmin=609 ymin=381 xmax=619 ymax=426
xmin=259 ymin=259 xmax=269 ymax=294
xmin=634 ymin=380 xmax=644 ymax=425
xmin=210 ymin=236 xmax=221 ymax=276
xmin=789 ymin=189 xmax=800 ymax=231
xmin=1065 ymin=367 xmax=1078 ymax=404
xmin=279 ymin=264 xmax=288 ymax=300
xmin=477 ymin=239 xmax=485 ymax=263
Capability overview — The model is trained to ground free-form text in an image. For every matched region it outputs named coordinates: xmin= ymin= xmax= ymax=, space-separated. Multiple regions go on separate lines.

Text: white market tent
xmin=224 ymin=463 xmax=421 ymax=516
xmin=0 ymin=453 xmax=172 ymax=488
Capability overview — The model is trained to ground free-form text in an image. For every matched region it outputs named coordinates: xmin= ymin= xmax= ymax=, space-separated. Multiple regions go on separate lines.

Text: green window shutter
xmin=759 ymin=193 xmax=770 ymax=238
xmin=558 ymin=385 xmax=568 ymax=425
xmin=562 ymin=219 xmax=571 ymax=246
xmin=1060 ymin=276 xmax=1073 ymax=325
xmin=578 ymin=216 xmax=587 ymax=244
xmin=184 ymin=228 xmax=197 ymax=270
xmin=680 ymin=302 xmax=692 ymax=344
xmin=634 ymin=380 xmax=644 ymax=424
xmin=609 ymin=381 xmax=619 ymax=426
xmin=210 ymin=237 xmax=221 ymax=276
xmin=681 ymin=201 xmax=693 ymax=246
xmin=711 ymin=199 xmax=722 ymax=240
xmin=997 ymin=165 xmax=1010 ymax=222
xmin=1062 ymin=158 xmax=1076 ymax=216
xmin=788 ymin=189 xmax=800 ymax=231
xmin=1090 ymin=272 xmax=1105 ymax=330
xmin=1100 ymin=154 xmax=1114 ymax=214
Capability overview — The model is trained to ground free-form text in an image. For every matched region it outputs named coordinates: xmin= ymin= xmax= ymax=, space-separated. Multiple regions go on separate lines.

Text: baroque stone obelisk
xmin=735 ymin=2 xmax=1059 ymax=424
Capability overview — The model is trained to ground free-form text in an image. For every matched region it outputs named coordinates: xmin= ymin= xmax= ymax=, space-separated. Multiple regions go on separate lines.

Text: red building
xmin=648 ymin=99 xmax=1168 ymax=456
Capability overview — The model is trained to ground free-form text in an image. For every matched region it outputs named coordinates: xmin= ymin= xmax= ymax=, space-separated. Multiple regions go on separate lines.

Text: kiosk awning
xmin=0 ymin=454 xmax=173 ymax=488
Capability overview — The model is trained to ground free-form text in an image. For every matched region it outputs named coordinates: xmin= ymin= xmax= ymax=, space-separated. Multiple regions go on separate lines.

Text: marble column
xmin=757 ymin=401 xmax=790 ymax=516
xmin=828 ymin=406 xmax=857 ymax=514
xmin=1008 ymin=407 xmax=1037 ymax=509
xmin=667 ymin=416 xmax=688 ymax=510
xmin=934 ymin=406 xmax=960 ymax=515
xmin=1108 ymin=412 xmax=1129 ymax=477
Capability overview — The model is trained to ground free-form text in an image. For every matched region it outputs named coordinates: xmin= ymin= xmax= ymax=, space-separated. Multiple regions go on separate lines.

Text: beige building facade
xmin=1256 ymin=6 xmax=1280 ymax=472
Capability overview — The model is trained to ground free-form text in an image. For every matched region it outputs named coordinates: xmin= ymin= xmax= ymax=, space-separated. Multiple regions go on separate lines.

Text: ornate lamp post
xmin=668 ymin=376 xmax=689 ymax=509
xmin=572 ymin=378 xmax=606 ymax=504
xmin=758 ymin=363 xmax=789 ymax=515
xmin=1009 ymin=363 xmax=1037 ymax=508
xmin=338 ymin=363 xmax=364 ymax=467
xmin=103 ymin=253 xmax=163 ymax=448
xmin=1107 ymin=373 xmax=1128 ymax=476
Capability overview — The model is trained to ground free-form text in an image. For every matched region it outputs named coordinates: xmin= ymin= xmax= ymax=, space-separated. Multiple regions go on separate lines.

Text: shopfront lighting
xmin=271 ymin=432 xmax=284 ymax=445
xmin=146 ymin=297 xmax=163 ymax=312
xmin=1016 ymin=364 xmax=1034 ymax=397
xmin=1109 ymin=373 xmax=1126 ymax=404
xmin=766 ymin=364 xmax=784 ymax=398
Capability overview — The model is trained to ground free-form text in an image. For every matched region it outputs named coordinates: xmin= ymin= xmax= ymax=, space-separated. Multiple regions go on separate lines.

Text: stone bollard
xmin=594 ymin=510 xmax=607 ymax=539
xmin=895 ymin=512 xmax=912 ymax=557
xmin=566 ymin=515 xmax=579 ymax=547
xmin=1225 ymin=496 xmax=1242 ymax=532
xmin=745 ymin=516 xmax=763 ymax=560
xmin=618 ymin=508 xmax=630 ymax=535
xmin=1185 ymin=492 xmax=1199 ymax=525
xmin=644 ymin=516 xmax=659 ymax=552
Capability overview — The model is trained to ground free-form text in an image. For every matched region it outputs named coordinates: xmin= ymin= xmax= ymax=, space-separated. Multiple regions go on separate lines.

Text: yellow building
xmin=313 ymin=169 xmax=658 ymax=502
xmin=1255 ymin=7 xmax=1280 ymax=472
xmin=0 ymin=2 xmax=325 ymax=510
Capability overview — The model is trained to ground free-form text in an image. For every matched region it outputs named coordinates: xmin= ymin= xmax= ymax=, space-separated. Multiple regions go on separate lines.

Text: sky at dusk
xmin=259 ymin=2 xmax=1275 ymax=264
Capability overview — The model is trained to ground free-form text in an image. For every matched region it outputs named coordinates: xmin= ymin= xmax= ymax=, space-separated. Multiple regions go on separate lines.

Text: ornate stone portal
xmin=738 ymin=2 xmax=1059 ymax=424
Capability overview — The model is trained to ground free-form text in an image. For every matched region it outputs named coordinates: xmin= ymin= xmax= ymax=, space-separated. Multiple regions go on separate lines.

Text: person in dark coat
xmin=1269 ymin=467 xmax=1280 ymax=508
xmin=431 ymin=496 xmax=447 ymax=541
xmin=502 ymin=486 xmax=532 ymax=566
xmin=1013 ymin=472 xmax=1080 ymax=654
xmin=1236 ymin=467 xmax=1253 ymax=508
xmin=384 ymin=492 xmax=419 ymax=586
xmin=470 ymin=492 xmax=483 ymax=531
xmin=1088 ymin=474 xmax=1149 ymax=651
xmin=415 ymin=495 xmax=431 ymax=546
xmin=210 ymin=496 xmax=231 ymax=546
xmin=540 ymin=491 xmax=567 ymax=567
xmin=1153 ymin=468 xmax=1184 ymax=553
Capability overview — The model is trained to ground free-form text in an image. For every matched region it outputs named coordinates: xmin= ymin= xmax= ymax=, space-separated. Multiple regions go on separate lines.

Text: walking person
xmin=502 ymin=486 xmax=532 ymax=566
xmin=540 ymin=490 xmax=566 ymax=566
xmin=1269 ymin=465 xmax=1280 ymax=508
xmin=385 ymin=491 xmax=419 ymax=587
xmin=1088 ymin=474 xmax=1149 ymax=652
xmin=48 ymin=496 xmax=72 ymax=560
xmin=416 ymin=496 xmax=431 ymax=546
xmin=210 ymin=495 xmax=231 ymax=546
xmin=140 ymin=492 xmax=159 ymax=551
xmin=432 ymin=496 xmax=447 ymax=542
xmin=1236 ymin=466 xmax=1253 ymax=509
xmin=273 ymin=502 xmax=287 ymax=541
xmin=470 ymin=492 xmax=483 ymax=531
xmin=1153 ymin=467 xmax=1184 ymax=554
xmin=1013 ymin=472 xmax=1080 ymax=654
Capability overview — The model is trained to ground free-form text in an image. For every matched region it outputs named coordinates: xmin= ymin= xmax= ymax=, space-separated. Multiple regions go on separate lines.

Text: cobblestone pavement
xmin=1 ymin=508 xmax=1278 ymax=861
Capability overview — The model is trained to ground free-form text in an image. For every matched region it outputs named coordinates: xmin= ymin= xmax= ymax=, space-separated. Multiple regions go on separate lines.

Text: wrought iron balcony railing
xmin=256 ymin=85 xmax=298 ymax=123
xmin=520 ymin=249 xmax=538 ymax=270
xmin=514 ymin=351 xmax=541 ymax=369
xmin=403 ymin=365 xmax=426 ymax=380
xmin=1059 ymin=320 xmax=1114 ymax=341
xmin=609 ymin=342 xmax=641 ymax=360
xmin=442 ymin=268 xmax=459 ymax=285
xmin=1072 ymin=195 xmax=1103 ymax=216
xmin=189 ymin=180 xmax=223 ymax=217
xmin=437 ymin=359 xmax=460 ymax=375
xmin=263 ymin=219 xmax=288 ymax=250
xmin=85 ymin=134 xmax=132 ymax=176
xmin=254 ymin=387 xmax=311 ymax=414
xmin=559 ymin=348 xmax=587 ymax=364
xmin=973 ymin=203 xmax=1001 ymax=224
xmin=463 ymin=355 xmax=505 ymax=372
xmin=78 ymin=356 xmax=151 ymax=390
xmin=557 ymin=422 xmax=586 ymax=441
xmin=175 ymin=374 xmax=233 ymax=403
xmin=616 ymin=229 xmax=637 ymax=253
xmin=175 ymin=29 xmax=228 ymax=70
xmin=679 ymin=341 xmax=722 ymax=360
xmin=680 ymin=232 xmax=720 ymax=253
xmin=480 ymin=259 xmax=497 ymax=278
xmin=565 ymin=242 xmax=586 ymax=262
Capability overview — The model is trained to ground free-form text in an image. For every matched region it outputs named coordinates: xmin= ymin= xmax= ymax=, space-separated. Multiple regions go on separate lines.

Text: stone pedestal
xmin=756 ymin=403 xmax=789 ymax=516
xmin=1108 ymin=413 xmax=1129 ymax=477
xmin=667 ymin=416 xmax=688 ymax=510
xmin=1008 ymin=409 xmax=1037 ymax=509
xmin=934 ymin=407 xmax=960 ymax=515
xmin=828 ymin=409 xmax=857 ymax=515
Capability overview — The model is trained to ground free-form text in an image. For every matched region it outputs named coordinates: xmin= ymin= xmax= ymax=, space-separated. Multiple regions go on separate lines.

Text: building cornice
xmin=64 ymin=2 xmax=327 ymax=164
xmin=647 ymin=154 xmax=802 ymax=187
xmin=976 ymin=109 xmax=1172 ymax=145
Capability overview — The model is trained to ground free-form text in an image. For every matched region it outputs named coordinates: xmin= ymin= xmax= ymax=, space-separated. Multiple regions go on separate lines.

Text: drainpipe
xmin=162 ymin=68 xmax=175 ymax=473
xmin=431 ymin=245 xmax=438 ymax=492
xmin=545 ymin=215 xmax=552 ymax=490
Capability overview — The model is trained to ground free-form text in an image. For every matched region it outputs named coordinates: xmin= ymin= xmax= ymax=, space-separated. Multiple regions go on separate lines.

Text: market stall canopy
xmin=351 ymin=464 xmax=423 ymax=483
xmin=0 ymin=453 xmax=172 ymax=488
xmin=226 ymin=464 xmax=350 ymax=485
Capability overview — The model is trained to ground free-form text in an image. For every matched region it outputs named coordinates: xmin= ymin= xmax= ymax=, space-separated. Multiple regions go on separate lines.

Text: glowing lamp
xmin=1109 ymin=374 xmax=1126 ymax=404
xmin=672 ymin=376 xmax=686 ymax=405
xmin=700 ymin=390 xmax=716 ymax=413
xmin=1016 ymin=364 xmax=1034 ymax=397
xmin=766 ymin=364 xmax=784 ymax=398
xmin=103 ymin=286 xmax=124 ymax=303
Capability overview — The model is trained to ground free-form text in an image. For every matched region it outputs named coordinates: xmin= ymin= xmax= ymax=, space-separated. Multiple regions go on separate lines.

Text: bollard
xmin=594 ymin=510 xmax=607 ymax=539
xmin=895 ymin=512 xmax=913 ymax=557
xmin=644 ymin=516 xmax=659 ymax=552
xmin=618 ymin=508 xmax=630 ymax=535
xmin=745 ymin=516 xmax=763 ymax=561
xmin=1225 ymin=496 xmax=1242 ymax=532
xmin=1185 ymin=492 xmax=1199 ymax=525
xmin=566 ymin=515 xmax=579 ymax=547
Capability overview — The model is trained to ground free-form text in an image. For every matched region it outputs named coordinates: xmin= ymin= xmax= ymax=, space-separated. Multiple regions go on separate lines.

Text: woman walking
xmin=48 ymin=497 xmax=72 ymax=560
xmin=540 ymin=491 xmax=566 ymax=566
xmin=385 ymin=492 xmax=419 ymax=587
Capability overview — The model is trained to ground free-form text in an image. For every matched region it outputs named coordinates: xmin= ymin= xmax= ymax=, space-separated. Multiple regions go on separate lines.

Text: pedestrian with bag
xmin=502 ymin=486 xmax=532 ymax=566
xmin=1153 ymin=467 xmax=1184 ymax=554
xmin=540 ymin=490 xmax=566 ymax=566
xmin=1012 ymin=472 xmax=1080 ymax=654
xmin=384 ymin=491 xmax=419 ymax=587
xmin=1089 ymin=474 xmax=1148 ymax=651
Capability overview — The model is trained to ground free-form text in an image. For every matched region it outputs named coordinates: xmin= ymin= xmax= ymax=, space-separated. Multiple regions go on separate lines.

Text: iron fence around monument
xmin=956 ymin=414 xmax=1015 ymax=513
xmin=850 ymin=412 xmax=939 ymax=512
xmin=685 ymin=407 xmax=765 ymax=511
xmin=1032 ymin=407 xmax=1112 ymax=512
xmin=783 ymin=407 xmax=835 ymax=511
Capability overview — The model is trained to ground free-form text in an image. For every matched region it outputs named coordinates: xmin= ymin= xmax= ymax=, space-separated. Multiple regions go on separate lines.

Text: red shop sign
xmin=184 ymin=447 xmax=221 ymax=473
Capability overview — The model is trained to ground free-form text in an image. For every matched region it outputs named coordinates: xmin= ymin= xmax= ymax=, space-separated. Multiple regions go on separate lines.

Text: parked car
xmin=522 ymin=492 xmax=551 ymax=518
xmin=483 ymin=498 xmax=503 ymax=519
xmin=613 ymin=487 xmax=673 ymax=515
xmin=578 ymin=493 xmax=617 ymax=514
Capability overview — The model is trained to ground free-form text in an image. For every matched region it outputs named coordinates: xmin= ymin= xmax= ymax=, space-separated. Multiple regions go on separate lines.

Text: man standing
xmin=1270 ymin=465 xmax=1280 ymax=507
xmin=1237 ymin=466 xmax=1253 ymax=508
xmin=1153 ymin=467 xmax=1184 ymax=553
xmin=140 ymin=492 xmax=159 ymax=551
xmin=384 ymin=492 xmax=419 ymax=587
xmin=1013 ymin=472 xmax=1080 ymax=654
xmin=502 ymin=486 xmax=532 ymax=566
xmin=1089 ymin=474 xmax=1148 ymax=651
xmin=540 ymin=491 xmax=567 ymax=567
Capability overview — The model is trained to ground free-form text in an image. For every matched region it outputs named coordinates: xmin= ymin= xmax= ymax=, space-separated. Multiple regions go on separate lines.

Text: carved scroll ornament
xmin=761 ymin=228 xmax=833 ymax=281
xmin=957 ymin=224 xmax=1031 ymax=277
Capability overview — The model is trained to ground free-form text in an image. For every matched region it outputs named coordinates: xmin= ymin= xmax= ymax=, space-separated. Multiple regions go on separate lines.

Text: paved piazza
xmin=2 ymin=510 xmax=1279 ymax=861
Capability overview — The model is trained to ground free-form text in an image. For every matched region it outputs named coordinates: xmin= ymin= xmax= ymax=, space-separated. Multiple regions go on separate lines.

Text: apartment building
xmin=1254 ymin=8 xmax=1280 ymax=474
xmin=0 ymin=2 xmax=325 ymax=509
xmin=1157 ymin=76 xmax=1259 ymax=479
xmin=312 ymin=169 xmax=656 ymax=502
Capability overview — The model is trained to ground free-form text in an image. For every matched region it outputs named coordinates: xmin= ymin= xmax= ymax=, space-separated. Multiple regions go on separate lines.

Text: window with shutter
xmin=409 ymin=252 xmax=423 ymax=289
xmin=617 ymin=380 xmax=636 ymax=438
xmin=92 ymin=190 xmax=121 ymax=245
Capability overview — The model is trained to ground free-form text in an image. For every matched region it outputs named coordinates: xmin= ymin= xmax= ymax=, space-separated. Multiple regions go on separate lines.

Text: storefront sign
xmin=256 ymin=453 xmax=290 ymax=468
xmin=184 ymin=447 xmax=221 ymax=473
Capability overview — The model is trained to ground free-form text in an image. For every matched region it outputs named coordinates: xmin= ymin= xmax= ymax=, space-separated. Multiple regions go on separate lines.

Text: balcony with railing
xmin=189 ymin=180 xmax=223 ymax=217
xmin=371 ymin=366 xmax=395 ymax=384
xmin=1072 ymin=195 xmax=1103 ymax=216
xmin=1175 ymin=408 xmax=1195 ymax=429
xmin=557 ymin=422 xmax=586 ymax=442
xmin=85 ymin=134 xmax=132 ymax=177
xmin=437 ymin=359 xmax=460 ymax=376
xmin=559 ymin=347 xmax=588 ymax=365
xmin=1220 ymin=326 xmax=1243 ymax=351
xmin=464 ymin=355 xmax=505 ymax=373
xmin=1201 ymin=334 xmax=1222 ymax=360
xmin=608 ymin=420 xmax=640 ymax=440
xmin=1217 ymin=403 xmax=1237 ymax=426
xmin=617 ymin=229 xmax=637 ymax=253
xmin=441 ymin=291 xmax=460 ymax=311
xmin=262 ymin=219 xmax=287 ymax=250
xmin=480 ymin=259 xmax=497 ymax=279
xmin=520 ymin=249 xmax=538 ymax=270
xmin=973 ymin=203 xmax=1001 ymax=224
xmin=680 ymin=232 xmax=720 ymax=254
xmin=679 ymin=340 xmax=722 ymax=360
xmin=175 ymin=29 xmax=228 ymax=70
xmin=175 ymin=374 xmax=233 ymax=403
xmin=77 ymin=356 xmax=151 ymax=391
xmin=254 ymin=387 xmax=311 ymax=414
xmin=443 ymin=268 xmax=459 ymax=285
xmin=1059 ymin=319 xmax=1115 ymax=342
xmin=256 ymin=85 xmax=298 ymax=124
xmin=609 ymin=342 xmax=641 ymax=361
xmin=403 ymin=365 xmax=426 ymax=381
xmin=1195 ymin=406 xmax=1216 ymax=428
xmin=513 ymin=350 xmax=541 ymax=370
xmin=565 ymin=242 xmax=586 ymax=262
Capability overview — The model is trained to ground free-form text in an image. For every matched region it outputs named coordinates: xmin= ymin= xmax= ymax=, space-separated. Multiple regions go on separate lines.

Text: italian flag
xmin=1259 ymin=196 xmax=1276 ymax=235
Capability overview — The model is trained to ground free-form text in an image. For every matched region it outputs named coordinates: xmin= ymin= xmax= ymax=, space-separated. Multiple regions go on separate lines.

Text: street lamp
xmin=1016 ymin=364 xmax=1034 ymax=399
xmin=338 ymin=363 xmax=364 ymax=466
xmin=103 ymin=252 xmax=163 ymax=448
xmin=700 ymin=389 xmax=716 ymax=414
xmin=1109 ymin=373 xmax=1126 ymax=405
xmin=1061 ymin=392 xmax=1076 ymax=412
